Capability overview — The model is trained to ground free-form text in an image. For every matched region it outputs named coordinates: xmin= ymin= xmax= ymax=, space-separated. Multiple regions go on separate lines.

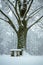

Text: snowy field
xmin=0 ymin=51 xmax=43 ymax=65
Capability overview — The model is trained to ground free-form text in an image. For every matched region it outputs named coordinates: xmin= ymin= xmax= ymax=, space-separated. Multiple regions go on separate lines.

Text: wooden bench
xmin=10 ymin=49 xmax=23 ymax=56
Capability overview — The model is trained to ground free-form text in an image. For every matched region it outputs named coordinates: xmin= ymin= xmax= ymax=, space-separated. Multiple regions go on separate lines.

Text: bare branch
xmin=26 ymin=6 xmax=43 ymax=21
xmin=0 ymin=18 xmax=8 ymax=22
xmin=27 ymin=0 xmax=31 ymax=4
xmin=14 ymin=0 xmax=20 ymax=19
xmin=0 ymin=9 xmax=18 ymax=33
xmin=38 ymin=24 xmax=43 ymax=29
xmin=27 ymin=16 xmax=43 ymax=31
xmin=23 ymin=0 xmax=33 ymax=20
xmin=7 ymin=3 xmax=18 ymax=21
xmin=7 ymin=0 xmax=24 ymax=26
xmin=8 ymin=0 xmax=20 ymax=20
xmin=0 ymin=9 xmax=10 ymax=21
xmin=26 ymin=0 xmax=33 ymax=14
xmin=38 ymin=22 xmax=43 ymax=29
xmin=8 ymin=0 xmax=14 ymax=8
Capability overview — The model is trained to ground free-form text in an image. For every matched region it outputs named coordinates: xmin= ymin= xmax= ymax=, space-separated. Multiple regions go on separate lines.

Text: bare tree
xmin=0 ymin=0 xmax=43 ymax=49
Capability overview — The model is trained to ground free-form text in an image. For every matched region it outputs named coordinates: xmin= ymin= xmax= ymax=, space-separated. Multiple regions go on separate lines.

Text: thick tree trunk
xmin=17 ymin=26 xmax=27 ymax=49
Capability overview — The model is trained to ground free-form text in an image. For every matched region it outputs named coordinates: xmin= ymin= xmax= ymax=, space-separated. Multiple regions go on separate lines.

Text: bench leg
xmin=16 ymin=51 xmax=20 ymax=56
xmin=20 ymin=51 xmax=22 ymax=55
xmin=11 ymin=51 xmax=14 ymax=56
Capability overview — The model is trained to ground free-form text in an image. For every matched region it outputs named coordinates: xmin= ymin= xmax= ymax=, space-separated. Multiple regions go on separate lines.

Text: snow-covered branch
xmin=27 ymin=16 xmax=43 ymax=31
xmin=23 ymin=0 xmax=33 ymax=20
xmin=8 ymin=0 xmax=20 ymax=19
xmin=7 ymin=3 xmax=18 ymax=21
xmin=38 ymin=22 xmax=43 ymax=29
xmin=0 ymin=18 xmax=8 ymax=22
xmin=0 ymin=9 xmax=18 ymax=34
xmin=26 ymin=6 xmax=43 ymax=21
xmin=8 ymin=0 xmax=21 ymax=26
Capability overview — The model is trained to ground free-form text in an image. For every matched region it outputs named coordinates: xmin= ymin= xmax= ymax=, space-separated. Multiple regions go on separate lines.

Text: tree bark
xmin=17 ymin=26 xmax=27 ymax=49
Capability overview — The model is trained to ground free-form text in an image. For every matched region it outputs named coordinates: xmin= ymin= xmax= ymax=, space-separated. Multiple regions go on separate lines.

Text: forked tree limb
xmin=23 ymin=0 xmax=33 ymax=21
xmin=26 ymin=6 xmax=43 ymax=21
xmin=8 ymin=0 xmax=20 ymax=20
xmin=0 ymin=18 xmax=8 ymax=22
xmin=7 ymin=2 xmax=18 ymax=21
xmin=38 ymin=22 xmax=43 ymax=29
xmin=27 ymin=16 xmax=43 ymax=31
xmin=0 ymin=9 xmax=18 ymax=34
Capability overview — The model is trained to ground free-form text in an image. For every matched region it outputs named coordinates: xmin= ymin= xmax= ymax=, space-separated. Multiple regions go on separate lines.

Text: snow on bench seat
xmin=10 ymin=49 xmax=23 ymax=56
xmin=10 ymin=49 xmax=22 ymax=51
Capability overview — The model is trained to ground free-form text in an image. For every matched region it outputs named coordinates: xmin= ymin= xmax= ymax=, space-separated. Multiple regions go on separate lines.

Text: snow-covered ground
xmin=0 ymin=51 xmax=43 ymax=65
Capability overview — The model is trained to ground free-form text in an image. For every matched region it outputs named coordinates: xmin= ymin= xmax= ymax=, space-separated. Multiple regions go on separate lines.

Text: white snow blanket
xmin=0 ymin=51 xmax=43 ymax=65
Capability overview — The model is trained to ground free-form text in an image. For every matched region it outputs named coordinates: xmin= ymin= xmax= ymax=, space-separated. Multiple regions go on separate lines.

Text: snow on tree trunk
xmin=17 ymin=26 xmax=27 ymax=49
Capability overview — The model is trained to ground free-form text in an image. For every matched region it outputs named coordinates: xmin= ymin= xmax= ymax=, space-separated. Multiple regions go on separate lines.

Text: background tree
xmin=0 ymin=0 xmax=43 ymax=49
